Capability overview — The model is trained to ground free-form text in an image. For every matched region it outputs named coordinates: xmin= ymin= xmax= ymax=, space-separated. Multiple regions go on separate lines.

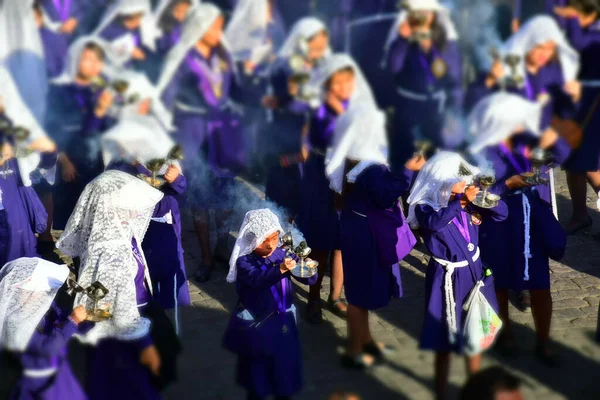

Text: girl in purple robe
xmin=554 ymin=2 xmax=600 ymax=234
xmin=155 ymin=0 xmax=196 ymax=55
xmin=0 ymin=258 xmax=91 ymax=400
xmin=102 ymin=117 xmax=191 ymax=309
xmin=383 ymin=0 xmax=463 ymax=169
xmin=46 ymin=37 xmax=115 ymax=232
xmin=158 ymin=4 xmax=251 ymax=283
xmin=33 ymin=1 xmax=68 ymax=78
xmin=224 ymin=209 xmax=318 ymax=399
xmin=0 ymin=67 xmax=57 ymax=266
xmin=261 ymin=17 xmax=331 ymax=218
xmin=56 ymin=171 xmax=178 ymax=400
xmin=325 ymin=100 xmax=424 ymax=369
xmin=407 ymin=152 xmax=508 ymax=400
xmin=468 ymin=93 xmax=568 ymax=366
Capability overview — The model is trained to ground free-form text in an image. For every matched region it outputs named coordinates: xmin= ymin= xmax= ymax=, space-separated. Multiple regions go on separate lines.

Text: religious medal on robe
xmin=212 ymin=83 xmax=223 ymax=99
xmin=537 ymin=92 xmax=550 ymax=106
xmin=471 ymin=211 xmax=482 ymax=226
xmin=431 ymin=58 xmax=448 ymax=79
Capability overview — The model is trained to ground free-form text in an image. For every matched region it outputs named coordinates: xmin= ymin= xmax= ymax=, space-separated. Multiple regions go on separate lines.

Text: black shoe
xmin=363 ymin=341 xmax=395 ymax=360
xmin=535 ymin=344 xmax=560 ymax=368
xmin=305 ymin=300 xmax=323 ymax=325
xmin=517 ymin=290 xmax=531 ymax=312
xmin=194 ymin=264 xmax=213 ymax=283
xmin=340 ymin=353 xmax=374 ymax=370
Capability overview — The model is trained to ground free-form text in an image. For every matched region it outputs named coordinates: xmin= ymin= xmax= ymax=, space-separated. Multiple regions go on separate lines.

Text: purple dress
xmin=225 ymin=248 xmax=317 ymax=398
xmin=87 ymin=239 xmax=161 ymax=400
xmin=45 ymin=83 xmax=111 ymax=230
xmin=339 ymin=164 xmax=415 ymax=310
xmin=11 ymin=301 xmax=91 ymax=400
xmin=563 ymin=19 xmax=600 ymax=172
xmin=386 ymin=36 xmax=463 ymax=168
xmin=478 ymin=136 xmax=568 ymax=291
xmin=107 ymin=161 xmax=191 ymax=308
xmin=417 ymin=199 xmax=508 ymax=353
xmin=296 ymin=102 xmax=347 ymax=251
xmin=161 ymin=47 xmax=247 ymax=210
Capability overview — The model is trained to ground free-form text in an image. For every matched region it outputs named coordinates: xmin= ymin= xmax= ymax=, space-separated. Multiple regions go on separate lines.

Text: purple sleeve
xmin=132 ymin=334 xmax=154 ymax=352
xmin=26 ymin=318 xmax=79 ymax=357
xmin=387 ymin=37 xmax=410 ymax=74
xmin=549 ymin=136 xmax=571 ymax=165
xmin=236 ymin=257 xmax=287 ymax=291
xmin=163 ymin=173 xmax=187 ymax=196
xmin=468 ymin=199 xmax=509 ymax=222
xmin=416 ymin=199 xmax=464 ymax=231
xmin=358 ymin=166 xmax=414 ymax=210
xmin=70 ymin=0 xmax=86 ymax=22
xmin=152 ymin=197 xmax=172 ymax=218
xmin=81 ymin=111 xmax=108 ymax=136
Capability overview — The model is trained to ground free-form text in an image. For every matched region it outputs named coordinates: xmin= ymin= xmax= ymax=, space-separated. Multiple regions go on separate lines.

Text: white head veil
xmin=278 ymin=17 xmax=329 ymax=59
xmin=225 ymin=0 xmax=274 ymax=63
xmin=154 ymin=0 xmax=200 ymax=21
xmin=227 ymin=209 xmax=284 ymax=283
xmin=382 ymin=0 xmax=458 ymax=66
xmin=0 ymin=258 xmax=70 ymax=352
xmin=501 ymin=15 xmax=580 ymax=83
xmin=51 ymin=36 xmax=117 ymax=85
xmin=157 ymin=3 xmax=228 ymax=93
xmin=101 ymin=116 xmax=177 ymax=167
xmin=407 ymin=151 xmax=480 ymax=228
xmin=56 ymin=170 xmax=163 ymax=344
xmin=93 ymin=0 xmax=159 ymax=52
xmin=0 ymin=67 xmax=53 ymax=187
xmin=467 ymin=92 xmax=543 ymax=155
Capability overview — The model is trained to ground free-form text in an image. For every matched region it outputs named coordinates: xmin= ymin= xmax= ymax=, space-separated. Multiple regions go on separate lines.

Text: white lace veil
xmin=467 ymin=92 xmax=542 ymax=155
xmin=382 ymin=0 xmax=458 ymax=67
xmin=0 ymin=258 xmax=70 ymax=352
xmin=0 ymin=66 xmax=53 ymax=187
xmin=101 ymin=115 xmax=177 ymax=167
xmin=227 ymin=209 xmax=284 ymax=283
xmin=407 ymin=151 xmax=480 ymax=228
xmin=225 ymin=0 xmax=273 ymax=63
xmin=0 ymin=0 xmax=47 ymax=122
xmin=93 ymin=0 xmax=159 ymax=52
xmin=501 ymin=15 xmax=580 ymax=83
xmin=56 ymin=170 xmax=164 ymax=344
xmin=277 ymin=17 xmax=330 ymax=59
xmin=51 ymin=36 xmax=117 ymax=85
xmin=157 ymin=3 xmax=230 ymax=94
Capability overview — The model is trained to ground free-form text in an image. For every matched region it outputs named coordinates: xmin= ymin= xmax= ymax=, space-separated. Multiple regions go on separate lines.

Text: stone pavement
xmin=164 ymin=171 xmax=600 ymax=400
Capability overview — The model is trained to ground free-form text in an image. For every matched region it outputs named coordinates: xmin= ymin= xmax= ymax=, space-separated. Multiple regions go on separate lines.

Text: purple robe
xmin=98 ymin=20 xmax=152 ymax=73
xmin=161 ymin=47 xmax=246 ymax=210
xmin=39 ymin=27 xmax=68 ymax=79
xmin=87 ymin=239 xmax=160 ymax=400
xmin=11 ymin=301 xmax=90 ymax=400
xmin=45 ymin=83 xmax=111 ymax=230
xmin=107 ymin=161 xmax=191 ymax=308
xmin=226 ymin=248 xmax=317 ymax=398
xmin=564 ymin=19 xmax=600 ymax=172
xmin=416 ymin=199 xmax=508 ymax=353
xmin=478 ymin=137 xmax=567 ymax=291
xmin=339 ymin=164 xmax=414 ymax=310
xmin=386 ymin=36 xmax=463 ymax=168
xmin=296 ymin=102 xmax=346 ymax=251
xmin=156 ymin=23 xmax=183 ymax=55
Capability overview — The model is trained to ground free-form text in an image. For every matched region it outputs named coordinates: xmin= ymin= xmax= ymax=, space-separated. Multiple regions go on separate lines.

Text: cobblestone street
xmin=165 ymin=170 xmax=600 ymax=400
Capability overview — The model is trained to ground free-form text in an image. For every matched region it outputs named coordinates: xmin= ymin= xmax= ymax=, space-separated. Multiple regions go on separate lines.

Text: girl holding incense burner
xmin=0 ymin=258 xmax=93 ymax=400
xmin=326 ymin=100 xmax=424 ymax=369
xmin=468 ymin=93 xmax=568 ymax=365
xmin=407 ymin=151 xmax=508 ymax=400
xmin=224 ymin=209 xmax=318 ymax=400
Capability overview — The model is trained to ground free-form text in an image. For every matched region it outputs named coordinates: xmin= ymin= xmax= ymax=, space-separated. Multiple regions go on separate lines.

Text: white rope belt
xmin=522 ymin=194 xmax=532 ymax=281
xmin=175 ymin=102 xmax=208 ymax=115
xmin=432 ymin=247 xmax=480 ymax=344
xmin=397 ymin=87 xmax=447 ymax=113
xmin=23 ymin=367 xmax=58 ymax=378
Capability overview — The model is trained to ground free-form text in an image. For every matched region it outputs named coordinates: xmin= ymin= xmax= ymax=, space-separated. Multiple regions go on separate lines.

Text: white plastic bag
xmin=462 ymin=281 xmax=503 ymax=356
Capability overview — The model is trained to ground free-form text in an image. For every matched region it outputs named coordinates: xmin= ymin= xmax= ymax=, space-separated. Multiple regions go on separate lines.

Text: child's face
xmin=172 ymin=2 xmax=191 ymax=22
xmin=200 ymin=15 xmax=224 ymax=48
xmin=578 ymin=11 xmax=598 ymax=28
xmin=307 ymin=31 xmax=329 ymax=62
xmin=451 ymin=180 xmax=467 ymax=194
xmin=122 ymin=13 xmax=144 ymax=30
xmin=328 ymin=70 xmax=355 ymax=102
xmin=78 ymin=49 xmax=104 ymax=79
xmin=526 ymin=41 xmax=556 ymax=69
xmin=254 ymin=232 xmax=280 ymax=257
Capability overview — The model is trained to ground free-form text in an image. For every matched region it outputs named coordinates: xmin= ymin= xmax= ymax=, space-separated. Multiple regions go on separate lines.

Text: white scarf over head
xmin=56 ymin=170 xmax=163 ymax=344
xmin=407 ymin=151 xmax=480 ymax=228
xmin=101 ymin=115 xmax=177 ymax=168
xmin=227 ymin=209 xmax=284 ymax=283
xmin=0 ymin=258 xmax=70 ymax=352
xmin=467 ymin=92 xmax=543 ymax=155
xmin=93 ymin=0 xmax=159 ymax=52
xmin=51 ymin=36 xmax=117 ymax=85
xmin=157 ymin=3 xmax=229 ymax=93
xmin=278 ymin=17 xmax=329 ymax=59
xmin=382 ymin=0 xmax=458 ymax=66
xmin=225 ymin=0 xmax=274 ymax=64
xmin=501 ymin=15 xmax=580 ymax=83
xmin=0 ymin=67 xmax=53 ymax=187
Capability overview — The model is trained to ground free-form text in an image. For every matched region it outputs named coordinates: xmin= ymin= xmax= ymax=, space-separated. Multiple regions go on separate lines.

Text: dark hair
xmin=570 ymin=0 xmax=600 ymax=15
xmin=324 ymin=66 xmax=355 ymax=90
xmin=159 ymin=0 xmax=192 ymax=31
xmin=460 ymin=367 xmax=522 ymax=400
xmin=82 ymin=42 xmax=106 ymax=61
xmin=430 ymin=14 xmax=448 ymax=51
